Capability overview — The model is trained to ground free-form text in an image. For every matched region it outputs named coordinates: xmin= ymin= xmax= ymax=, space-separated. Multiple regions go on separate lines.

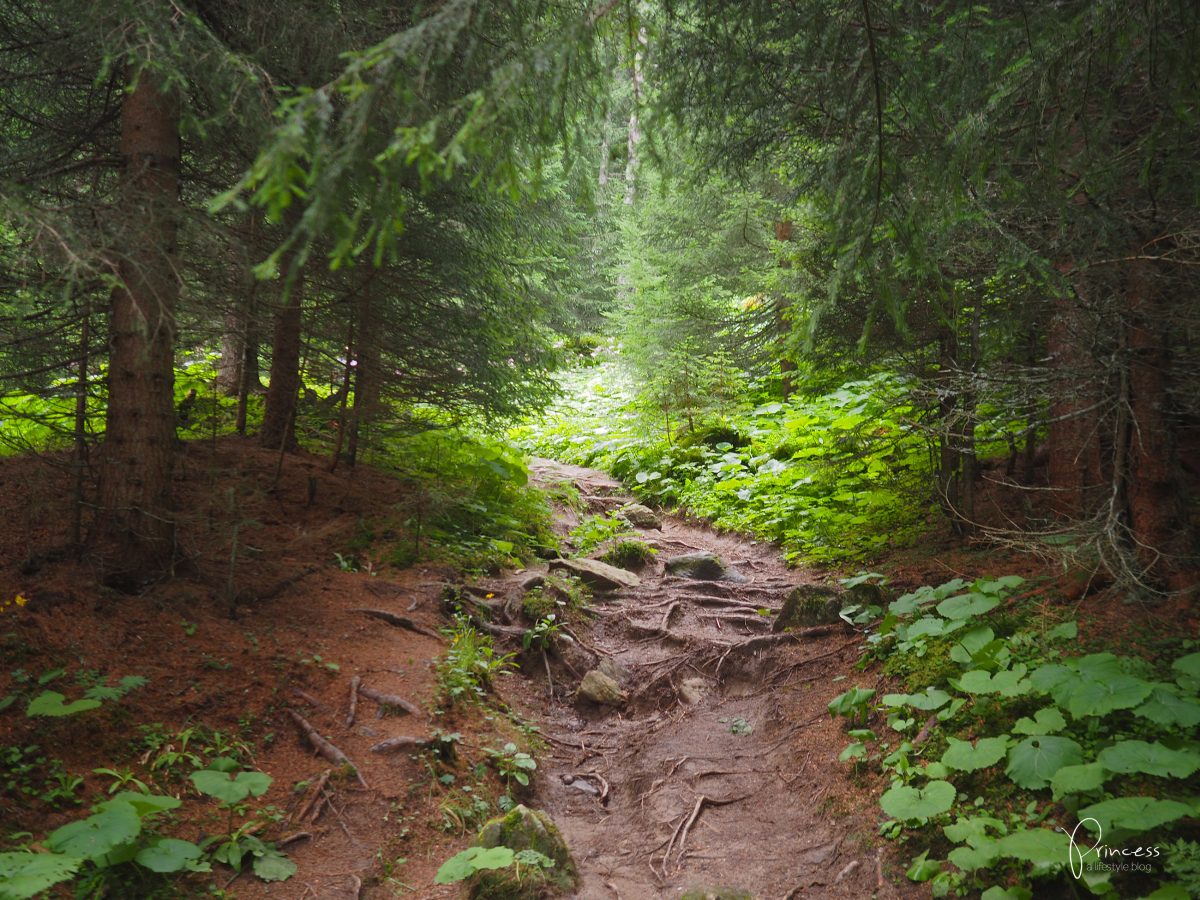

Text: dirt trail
xmin=483 ymin=459 xmax=911 ymax=900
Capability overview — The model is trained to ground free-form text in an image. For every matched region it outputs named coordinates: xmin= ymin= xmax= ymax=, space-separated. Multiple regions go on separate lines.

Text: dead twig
xmin=287 ymin=710 xmax=368 ymax=789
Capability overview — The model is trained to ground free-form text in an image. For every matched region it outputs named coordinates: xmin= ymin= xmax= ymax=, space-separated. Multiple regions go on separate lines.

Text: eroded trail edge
xmin=475 ymin=459 xmax=906 ymax=900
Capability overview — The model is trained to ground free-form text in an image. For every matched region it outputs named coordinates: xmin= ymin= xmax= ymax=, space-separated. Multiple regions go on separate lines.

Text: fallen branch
xmin=358 ymin=684 xmax=421 ymax=717
xmin=354 ymin=608 xmax=440 ymax=638
xmin=345 ymin=676 xmax=361 ymax=728
xmin=287 ymin=710 xmax=368 ymax=789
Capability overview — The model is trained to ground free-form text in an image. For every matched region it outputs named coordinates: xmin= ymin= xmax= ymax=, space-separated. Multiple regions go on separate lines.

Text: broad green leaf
xmin=943 ymin=815 xmax=1006 ymax=844
xmin=1077 ymin=796 xmax=1192 ymax=833
xmin=981 ymin=886 xmax=1033 ymax=900
xmin=1172 ymin=652 xmax=1200 ymax=692
xmin=1065 ymin=675 xmax=1154 ymax=719
xmin=1030 ymin=663 xmax=1073 ymax=698
xmin=135 ymin=839 xmax=203 ymax=873
xmin=47 ymin=802 xmax=141 ymax=861
xmin=937 ymin=592 xmax=1000 ymax=620
xmin=906 ymin=616 xmax=958 ymax=638
xmin=949 ymin=626 xmax=995 ymax=664
xmin=1135 ymin=687 xmax=1200 ymax=728
xmin=1013 ymin=707 xmax=1067 ymax=735
xmin=993 ymin=827 xmax=1069 ymax=868
xmin=1142 ymin=885 xmax=1192 ymax=899
xmin=1050 ymin=763 xmax=1108 ymax=799
xmin=879 ymin=780 xmax=956 ymax=821
xmin=25 ymin=691 xmax=102 ymax=717
xmin=1073 ymin=653 xmax=1126 ymax=680
xmin=252 ymin=850 xmax=297 ymax=882
xmin=942 ymin=736 xmax=1009 ymax=772
xmin=882 ymin=688 xmax=951 ymax=710
xmin=905 ymin=849 xmax=941 ymax=882
xmin=1045 ymin=621 xmax=1078 ymax=641
xmin=101 ymin=792 xmax=180 ymax=817
xmin=839 ymin=742 xmax=867 ymax=762
xmin=434 ymin=846 xmax=515 ymax=884
xmin=1097 ymin=740 xmax=1200 ymax=778
xmin=947 ymin=841 xmax=998 ymax=871
xmin=956 ymin=665 xmax=1031 ymax=697
xmin=1006 ymin=736 xmax=1083 ymax=790
xmin=190 ymin=769 xmax=272 ymax=804
xmin=0 ymin=852 xmax=84 ymax=899
xmin=977 ymin=575 xmax=1025 ymax=593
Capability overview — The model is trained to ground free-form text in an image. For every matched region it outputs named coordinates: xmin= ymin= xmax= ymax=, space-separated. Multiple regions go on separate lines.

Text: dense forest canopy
xmin=0 ymin=0 xmax=1196 ymax=593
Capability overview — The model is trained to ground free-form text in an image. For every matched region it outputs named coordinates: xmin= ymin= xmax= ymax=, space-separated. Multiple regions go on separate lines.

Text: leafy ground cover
xmin=830 ymin=575 xmax=1200 ymax=898
xmin=515 ymin=365 xmax=936 ymax=565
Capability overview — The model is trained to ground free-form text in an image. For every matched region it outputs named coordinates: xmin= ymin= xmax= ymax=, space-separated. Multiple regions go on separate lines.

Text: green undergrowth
xmin=353 ymin=427 xmax=556 ymax=573
xmin=0 ymin=667 xmax=293 ymax=899
xmin=515 ymin=365 xmax=942 ymax=565
xmin=829 ymin=575 xmax=1200 ymax=898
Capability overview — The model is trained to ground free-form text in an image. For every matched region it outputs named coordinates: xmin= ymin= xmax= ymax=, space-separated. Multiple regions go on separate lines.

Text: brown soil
xmin=2 ymin=439 xmax=1192 ymax=899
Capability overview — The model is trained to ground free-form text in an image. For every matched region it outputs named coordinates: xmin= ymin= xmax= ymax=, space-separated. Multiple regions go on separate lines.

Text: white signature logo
xmin=1060 ymin=819 xmax=1161 ymax=878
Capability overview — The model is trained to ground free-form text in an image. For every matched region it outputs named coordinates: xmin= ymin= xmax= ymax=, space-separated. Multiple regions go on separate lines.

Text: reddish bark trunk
xmin=96 ymin=73 xmax=181 ymax=581
xmin=260 ymin=271 xmax=304 ymax=451
xmin=1124 ymin=260 xmax=1182 ymax=577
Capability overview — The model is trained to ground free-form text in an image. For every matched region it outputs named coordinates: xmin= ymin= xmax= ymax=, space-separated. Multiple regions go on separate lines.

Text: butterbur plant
xmin=838 ymin=574 xmax=1200 ymax=898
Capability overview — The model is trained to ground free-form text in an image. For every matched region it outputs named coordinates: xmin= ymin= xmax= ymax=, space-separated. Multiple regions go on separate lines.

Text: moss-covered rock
xmin=468 ymin=805 xmax=578 ymax=899
xmin=680 ymin=886 xmax=754 ymax=900
xmin=663 ymin=551 xmax=745 ymax=582
xmin=773 ymin=584 xmax=843 ymax=631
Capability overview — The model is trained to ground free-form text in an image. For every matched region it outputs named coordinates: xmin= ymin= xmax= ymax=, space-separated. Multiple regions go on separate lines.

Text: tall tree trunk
xmin=1045 ymin=287 xmax=1103 ymax=517
xmin=1123 ymin=259 xmax=1184 ymax=582
xmin=774 ymin=220 xmax=796 ymax=399
xmin=623 ymin=26 xmax=646 ymax=205
xmin=347 ymin=286 xmax=378 ymax=468
xmin=260 ymin=268 xmax=304 ymax=451
xmin=95 ymin=72 xmax=180 ymax=582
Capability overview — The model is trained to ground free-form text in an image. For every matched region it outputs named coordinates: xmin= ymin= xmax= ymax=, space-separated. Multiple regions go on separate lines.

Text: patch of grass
xmin=519 ymin=574 xmax=589 ymax=623
xmin=599 ymin=538 xmax=657 ymax=569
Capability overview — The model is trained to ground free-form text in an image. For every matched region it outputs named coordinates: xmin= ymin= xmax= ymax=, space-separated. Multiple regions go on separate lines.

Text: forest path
xmin=482 ymin=458 xmax=912 ymax=900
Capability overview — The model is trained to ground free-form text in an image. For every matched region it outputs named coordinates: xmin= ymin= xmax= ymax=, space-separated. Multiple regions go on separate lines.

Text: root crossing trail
xmin=483 ymin=459 xmax=912 ymax=900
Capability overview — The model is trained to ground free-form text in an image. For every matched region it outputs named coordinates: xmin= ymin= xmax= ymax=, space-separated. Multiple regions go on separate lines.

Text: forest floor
xmin=472 ymin=457 xmax=925 ymax=899
xmin=2 ymin=438 xmax=1182 ymax=898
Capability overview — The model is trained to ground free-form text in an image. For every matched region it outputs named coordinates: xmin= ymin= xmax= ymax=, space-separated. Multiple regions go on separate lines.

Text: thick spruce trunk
xmin=260 ymin=270 xmax=304 ymax=451
xmin=96 ymin=73 xmax=180 ymax=582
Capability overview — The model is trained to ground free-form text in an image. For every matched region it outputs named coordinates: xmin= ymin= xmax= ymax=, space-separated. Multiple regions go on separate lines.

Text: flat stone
xmin=597 ymin=657 xmax=632 ymax=685
xmin=664 ymin=551 xmax=746 ymax=582
xmin=680 ymin=888 xmax=754 ymax=900
xmin=549 ymin=556 xmax=640 ymax=591
xmin=620 ymin=503 xmax=662 ymax=529
xmin=577 ymin=669 xmax=627 ymax=706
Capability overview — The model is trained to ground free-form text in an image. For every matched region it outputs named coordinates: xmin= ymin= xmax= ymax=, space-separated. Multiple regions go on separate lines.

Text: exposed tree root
xmin=287 ymin=709 xmax=368 ymax=789
xmin=345 ymin=675 xmax=361 ymax=727
xmin=369 ymin=735 xmax=430 ymax=754
xmin=354 ymin=607 xmax=439 ymax=637
xmin=357 ymin=683 xmax=422 ymax=717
